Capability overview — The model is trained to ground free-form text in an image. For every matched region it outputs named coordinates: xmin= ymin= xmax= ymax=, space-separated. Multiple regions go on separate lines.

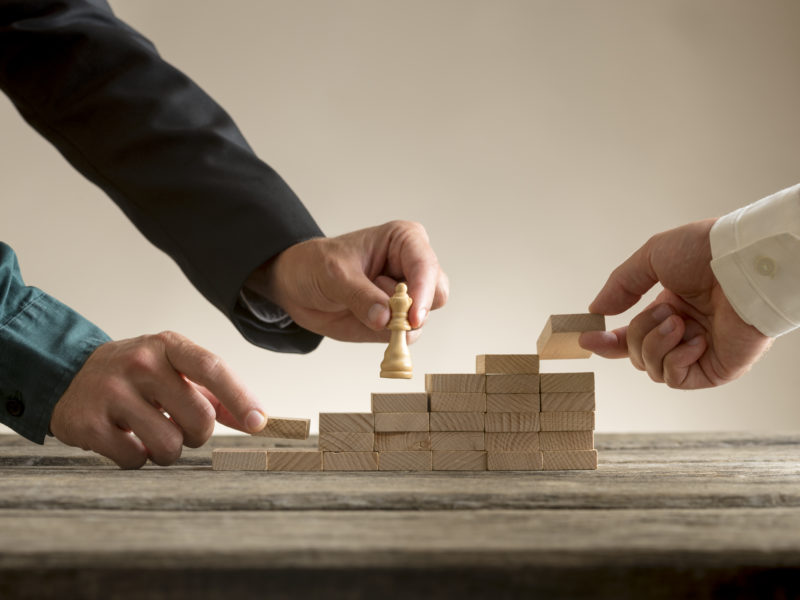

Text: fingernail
xmin=368 ymin=303 xmax=389 ymax=328
xmin=416 ymin=307 xmax=428 ymax=325
xmin=246 ymin=410 xmax=266 ymax=432
xmin=658 ymin=317 xmax=676 ymax=335
xmin=652 ymin=304 xmax=672 ymax=322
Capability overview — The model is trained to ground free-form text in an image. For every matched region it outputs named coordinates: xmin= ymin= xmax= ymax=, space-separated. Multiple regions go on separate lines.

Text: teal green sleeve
xmin=0 ymin=242 xmax=111 ymax=443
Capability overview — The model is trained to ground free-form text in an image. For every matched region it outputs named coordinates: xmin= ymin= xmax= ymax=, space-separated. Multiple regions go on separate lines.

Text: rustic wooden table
xmin=1 ymin=432 xmax=799 ymax=599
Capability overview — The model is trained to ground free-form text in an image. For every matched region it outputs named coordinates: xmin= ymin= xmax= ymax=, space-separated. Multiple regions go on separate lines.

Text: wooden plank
xmin=484 ymin=412 xmax=540 ymax=433
xmin=539 ymin=372 xmax=595 ymax=393
xmin=429 ymin=392 xmax=486 ymax=412
xmin=486 ymin=393 xmax=540 ymax=412
xmin=476 ymin=354 xmax=539 ymax=374
xmin=540 ymin=391 xmax=595 ymax=412
xmin=425 ymin=374 xmax=485 ymax=393
xmin=540 ymin=412 xmax=595 ymax=432
xmin=378 ymin=451 xmax=432 ymax=471
xmin=485 ymin=432 xmax=539 ymax=452
xmin=430 ymin=431 xmax=486 ymax=451
xmin=542 ymin=449 xmax=598 ymax=470
xmin=371 ymin=393 xmax=429 ymax=413
xmin=485 ymin=374 xmax=540 ymax=394
xmin=432 ymin=450 xmax=487 ymax=471
xmin=537 ymin=313 xmax=605 ymax=359
xmin=540 ymin=431 xmax=594 ymax=451
xmin=266 ymin=449 xmax=322 ymax=472
xmin=211 ymin=449 xmax=268 ymax=471
xmin=318 ymin=413 xmax=374 ymax=433
xmin=253 ymin=416 xmax=310 ymax=440
xmin=373 ymin=432 xmax=431 ymax=451
xmin=487 ymin=451 xmax=543 ymax=471
xmin=429 ymin=412 xmax=484 ymax=432
xmin=373 ymin=413 xmax=429 ymax=432
xmin=318 ymin=432 xmax=375 ymax=452
xmin=322 ymin=451 xmax=379 ymax=471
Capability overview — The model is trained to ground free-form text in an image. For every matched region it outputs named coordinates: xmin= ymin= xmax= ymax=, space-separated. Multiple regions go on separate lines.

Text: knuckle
xmin=124 ymin=346 xmax=159 ymax=377
xmin=183 ymin=407 xmax=216 ymax=449
xmin=148 ymin=429 xmax=184 ymax=466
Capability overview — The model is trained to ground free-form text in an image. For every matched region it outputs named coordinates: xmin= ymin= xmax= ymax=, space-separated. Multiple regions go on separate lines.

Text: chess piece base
xmin=380 ymin=370 xmax=413 ymax=379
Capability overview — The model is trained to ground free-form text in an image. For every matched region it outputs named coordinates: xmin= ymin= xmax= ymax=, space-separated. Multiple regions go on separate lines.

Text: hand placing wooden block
xmin=374 ymin=432 xmax=431 ymax=451
xmin=540 ymin=391 xmax=595 ymax=412
xmin=476 ymin=354 xmax=539 ymax=374
xmin=374 ymin=412 xmax=429 ymax=432
xmin=323 ymin=451 xmax=379 ymax=471
xmin=486 ymin=393 xmax=540 ymax=413
xmin=540 ymin=372 xmax=595 ymax=393
xmin=484 ymin=412 xmax=540 ymax=433
xmin=429 ymin=412 xmax=484 ymax=432
xmin=378 ymin=451 xmax=433 ymax=471
xmin=542 ymin=449 xmax=598 ymax=470
xmin=537 ymin=313 xmax=605 ymax=359
xmin=371 ymin=393 xmax=429 ymax=413
xmin=212 ymin=449 xmax=268 ymax=471
xmin=429 ymin=392 xmax=486 ymax=412
xmin=487 ymin=451 xmax=543 ymax=471
xmin=425 ymin=374 xmax=486 ymax=393
xmin=430 ymin=431 xmax=485 ymax=451
xmin=432 ymin=450 xmax=487 ymax=471
xmin=540 ymin=412 xmax=595 ymax=431
xmin=318 ymin=413 xmax=374 ymax=433
xmin=319 ymin=431 xmax=375 ymax=452
xmin=253 ymin=416 xmax=311 ymax=440
xmin=267 ymin=449 xmax=323 ymax=472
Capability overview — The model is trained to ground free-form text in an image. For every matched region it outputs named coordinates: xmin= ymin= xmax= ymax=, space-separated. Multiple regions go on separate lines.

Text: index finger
xmin=401 ymin=236 xmax=448 ymax=329
xmin=589 ymin=237 xmax=660 ymax=316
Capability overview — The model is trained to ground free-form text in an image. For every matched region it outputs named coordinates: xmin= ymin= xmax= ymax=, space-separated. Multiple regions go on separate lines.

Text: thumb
xmin=589 ymin=238 xmax=660 ymax=315
xmin=328 ymin=268 xmax=392 ymax=331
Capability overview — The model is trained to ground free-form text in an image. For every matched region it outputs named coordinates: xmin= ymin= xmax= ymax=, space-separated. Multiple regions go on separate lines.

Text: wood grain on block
xmin=378 ymin=451 xmax=433 ymax=471
xmin=486 ymin=393 xmax=540 ymax=413
xmin=323 ymin=451 xmax=379 ymax=471
xmin=487 ymin=451 xmax=543 ymax=471
xmin=540 ymin=391 xmax=596 ymax=412
xmin=253 ymin=416 xmax=310 ymax=440
xmin=425 ymin=374 xmax=485 ymax=393
xmin=266 ymin=449 xmax=322 ymax=472
xmin=211 ymin=449 xmax=267 ymax=471
xmin=540 ymin=431 xmax=595 ymax=451
xmin=318 ymin=431 xmax=375 ymax=452
xmin=371 ymin=392 xmax=429 ymax=413
xmin=537 ymin=313 xmax=606 ymax=359
xmin=484 ymin=412 xmax=540 ymax=433
xmin=542 ymin=449 xmax=598 ymax=470
xmin=373 ymin=432 xmax=431 ymax=451
xmin=429 ymin=392 xmax=486 ymax=412
xmin=485 ymin=432 xmax=539 ymax=452
xmin=430 ymin=431 xmax=485 ymax=451
xmin=429 ymin=412 xmax=484 ymax=432
xmin=373 ymin=412 xmax=429 ymax=432
xmin=485 ymin=374 xmax=540 ymax=394
xmin=539 ymin=372 xmax=595 ymax=393
xmin=540 ymin=412 xmax=595 ymax=432
xmin=476 ymin=354 xmax=540 ymax=374
xmin=318 ymin=413 xmax=374 ymax=433
xmin=432 ymin=450 xmax=487 ymax=471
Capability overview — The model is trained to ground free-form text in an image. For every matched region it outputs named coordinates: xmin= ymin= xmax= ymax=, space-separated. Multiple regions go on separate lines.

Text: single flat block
xmin=487 ymin=451 xmax=543 ymax=471
xmin=540 ymin=391 xmax=595 ymax=412
xmin=485 ymin=374 xmax=540 ymax=394
xmin=373 ymin=412 xmax=429 ymax=432
xmin=378 ymin=451 xmax=433 ymax=471
xmin=211 ymin=449 xmax=268 ymax=471
xmin=430 ymin=431 xmax=486 ymax=451
xmin=539 ymin=372 xmax=595 ymax=393
xmin=371 ymin=392 xmax=429 ymax=413
xmin=537 ymin=313 xmax=606 ymax=359
xmin=542 ymin=449 xmax=598 ymax=470
xmin=540 ymin=431 xmax=595 ymax=451
xmin=323 ymin=451 xmax=379 ymax=471
xmin=425 ymin=374 xmax=486 ymax=393
xmin=318 ymin=413 xmax=374 ymax=433
xmin=484 ymin=412 xmax=540 ymax=433
xmin=540 ymin=411 xmax=595 ymax=431
xmin=266 ymin=449 xmax=323 ymax=472
xmin=486 ymin=393 xmax=540 ymax=413
xmin=318 ymin=431 xmax=375 ymax=452
xmin=476 ymin=354 xmax=540 ymax=374
xmin=429 ymin=392 xmax=486 ymax=412
xmin=373 ymin=431 xmax=431 ymax=451
xmin=253 ymin=416 xmax=311 ymax=440
xmin=432 ymin=450 xmax=487 ymax=471
xmin=485 ymin=432 xmax=539 ymax=452
xmin=429 ymin=412 xmax=485 ymax=432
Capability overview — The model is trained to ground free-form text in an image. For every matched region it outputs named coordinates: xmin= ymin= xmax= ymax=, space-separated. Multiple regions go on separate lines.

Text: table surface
xmin=2 ymin=432 xmax=800 ymax=599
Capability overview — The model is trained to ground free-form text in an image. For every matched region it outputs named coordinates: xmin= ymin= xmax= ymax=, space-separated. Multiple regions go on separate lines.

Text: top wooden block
xmin=476 ymin=354 xmax=539 ymax=374
xmin=537 ymin=313 xmax=605 ymax=359
xmin=425 ymin=374 xmax=485 ymax=393
xmin=371 ymin=393 xmax=429 ymax=413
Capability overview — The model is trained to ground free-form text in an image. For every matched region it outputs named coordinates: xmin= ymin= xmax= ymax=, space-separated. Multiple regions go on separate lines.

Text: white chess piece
xmin=380 ymin=283 xmax=413 ymax=379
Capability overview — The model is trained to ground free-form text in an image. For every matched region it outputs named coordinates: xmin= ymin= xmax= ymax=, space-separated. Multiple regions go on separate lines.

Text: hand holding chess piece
xmin=380 ymin=283 xmax=413 ymax=379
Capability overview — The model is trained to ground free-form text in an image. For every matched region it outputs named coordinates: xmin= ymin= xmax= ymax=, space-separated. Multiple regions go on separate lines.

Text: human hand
xmin=579 ymin=218 xmax=773 ymax=389
xmin=50 ymin=331 xmax=266 ymax=469
xmin=247 ymin=220 xmax=449 ymax=343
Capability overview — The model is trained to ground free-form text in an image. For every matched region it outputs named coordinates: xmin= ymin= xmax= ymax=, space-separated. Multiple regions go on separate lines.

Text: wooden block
xmin=540 ymin=391 xmax=595 ymax=412
xmin=318 ymin=413 xmax=374 ymax=433
xmin=374 ymin=432 xmax=431 ymax=451
xmin=430 ymin=431 xmax=485 ymax=451
xmin=487 ymin=451 xmax=543 ymax=471
xmin=540 ymin=412 xmax=595 ymax=431
xmin=429 ymin=392 xmax=486 ymax=412
xmin=373 ymin=412 xmax=429 ymax=432
xmin=432 ymin=450 xmax=487 ymax=471
xmin=211 ymin=449 xmax=268 ymax=471
xmin=425 ymin=374 xmax=485 ymax=393
xmin=429 ymin=412 xmax=484 ymax=432
xmin=266 ymin=449 xmax=323 ymax=472
xmin=539 ymin=372 xmax=595 ymax=393
xmin=323 ymin=451 xmax=379 ymax=471
xmin=540 ymin=431 xmax=595 ymax=450
xmin=319 ymin=431 xmax=375 ymax=452
xmin=484 ymin=412 xmax=540 ymax=433
xmin=253 ymin=416 xmax=310 ymax=440
xmin=476 ymin=354 xmax=540 ymax=374
xmin=371 ymin=392 xmax=429 ymax=413
xmin=485 ymin=432 xmax=539 ymax=452
xmin=485 ymin=374 xmax=540 ymax=394
xmin=537 ymin=313 xmax=605 ymax=359
xmin=486 ymin=393 xmax=540 ymax=413
xmin=378 ymin=451 xmax=433 ymax=471
xmin=542 ymin=449 xmax=598 ymax=470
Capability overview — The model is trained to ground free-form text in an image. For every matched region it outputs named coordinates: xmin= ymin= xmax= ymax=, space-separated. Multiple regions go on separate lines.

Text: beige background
xmin=2 ymin=0 xmax=799 ymax=436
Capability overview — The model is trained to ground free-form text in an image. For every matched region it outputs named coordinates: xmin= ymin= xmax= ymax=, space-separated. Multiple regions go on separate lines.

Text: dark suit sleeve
xmin=0 ymin=0 xmax=324 ymax=353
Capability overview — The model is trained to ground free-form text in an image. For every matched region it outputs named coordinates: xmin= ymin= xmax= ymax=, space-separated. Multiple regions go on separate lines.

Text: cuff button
xmin=754 ymin=256 xmax=776 ymax=278
xmin=5 ymin=394 xmax=24 ymax=417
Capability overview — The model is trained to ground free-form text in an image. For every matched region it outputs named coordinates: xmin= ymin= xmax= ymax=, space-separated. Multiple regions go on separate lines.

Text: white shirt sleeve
xmin=709 ymin=183 xmax=800 ymax=337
